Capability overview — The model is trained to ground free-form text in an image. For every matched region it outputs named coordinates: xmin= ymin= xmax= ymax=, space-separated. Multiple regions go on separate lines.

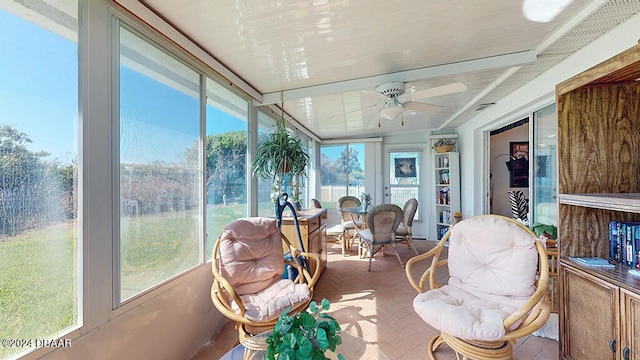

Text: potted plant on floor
xmin=266 ymin=298 xmax=345 ymax=360
xmin=252 ymin=115 xmax=310 ymax=209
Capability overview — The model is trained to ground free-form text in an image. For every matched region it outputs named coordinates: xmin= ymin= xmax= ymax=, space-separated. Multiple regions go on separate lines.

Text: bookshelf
xmin=557 ymin=41 xmax=640 ymax=359
xmin=433 ymin=152 xmax=460 ymax=240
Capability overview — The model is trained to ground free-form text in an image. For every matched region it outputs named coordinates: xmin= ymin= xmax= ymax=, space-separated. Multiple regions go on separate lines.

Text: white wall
xmin=456 ymin=12 xmax=640 ymax=218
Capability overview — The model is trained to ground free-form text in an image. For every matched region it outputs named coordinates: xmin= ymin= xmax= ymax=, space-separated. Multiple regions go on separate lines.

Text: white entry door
xmin=383 ymin=148 xmax=425 ymax=238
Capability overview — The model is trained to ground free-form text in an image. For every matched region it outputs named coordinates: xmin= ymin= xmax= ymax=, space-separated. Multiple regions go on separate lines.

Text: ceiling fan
xmin=374 ymin=81 xmax=468 ymax=123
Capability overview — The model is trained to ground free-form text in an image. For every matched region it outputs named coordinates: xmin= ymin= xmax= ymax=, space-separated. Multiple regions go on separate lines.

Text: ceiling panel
xmin=130 ymin=0 xmax=640 ymax=139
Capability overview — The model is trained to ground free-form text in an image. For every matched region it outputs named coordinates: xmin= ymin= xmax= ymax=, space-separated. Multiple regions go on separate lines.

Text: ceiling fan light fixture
xmin=380 ymin=105 xmax=404 ymax=120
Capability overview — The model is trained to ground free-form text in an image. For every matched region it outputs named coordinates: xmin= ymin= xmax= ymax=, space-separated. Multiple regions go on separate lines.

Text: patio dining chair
xmin=210 ymin=217 xmax=320 ymax=343
xmin=358 ymin=203 xmax=404 ymax=271
xmin=405 ymin=214 xmax=550 ymax=360
xmin=337 ymin=195 xmax=363 ymax=255
xmin=395 ymin=198 xmax=419 ymax=255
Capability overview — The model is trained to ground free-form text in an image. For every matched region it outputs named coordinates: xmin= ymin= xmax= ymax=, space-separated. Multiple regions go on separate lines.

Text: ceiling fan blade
xmin=409 ymin=81 xmax=467 ymax=100
xmin=403 ymin=101 xmax=442 ymax=114
xmin=328 ymin=103 xmax=377 ymax=120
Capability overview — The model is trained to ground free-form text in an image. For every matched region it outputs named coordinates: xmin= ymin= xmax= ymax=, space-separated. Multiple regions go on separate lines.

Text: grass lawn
xmin=0 ymin=202 xmax=274 ymax=359
xmin=0 ymin=223 xmax=78 ymax=359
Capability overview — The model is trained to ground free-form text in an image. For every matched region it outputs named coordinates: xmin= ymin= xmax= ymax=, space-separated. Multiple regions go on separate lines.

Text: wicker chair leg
xmin=407 ymin=235 xmax=419 ymax=255
xmin=391 ymin=243 xmax=404 ymax=268
xmin=427 ymin=335 xmax=446 ymax=360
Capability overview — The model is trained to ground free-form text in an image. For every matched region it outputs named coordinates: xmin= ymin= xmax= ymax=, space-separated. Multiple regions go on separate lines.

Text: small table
xmin=337 ymin=206 xmax=369 ymax=254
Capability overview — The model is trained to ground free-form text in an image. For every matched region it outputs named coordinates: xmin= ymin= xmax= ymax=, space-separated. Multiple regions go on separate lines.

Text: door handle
xmin=623 ymin=347 xmax=630 ymax=360
xmin=609 ymin=338 xmax=616 ymax=353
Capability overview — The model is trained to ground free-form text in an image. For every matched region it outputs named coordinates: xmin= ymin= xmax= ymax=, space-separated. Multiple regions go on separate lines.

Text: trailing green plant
xmin=266 ymin=298 xmax=345 ymax=360
xmin=252 ymin=118 xmax=310 ymax=201
xmin=433 ymin=137 xmax=456 ymax=147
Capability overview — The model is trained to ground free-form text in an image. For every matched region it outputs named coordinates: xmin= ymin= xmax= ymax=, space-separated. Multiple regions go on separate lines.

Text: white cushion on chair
xmin=447 ymin=216 xmax=538 ymax=304
xmin=343 ymin=220 xmax=362 ymax=229
xmin=395 ymin=224 xmax=409 ymax=236
xmin=413 ymin=285 xmax=518 ymax=341
xmin=235 ymin=279 xmax=310 ymax=322
xmin=412 ymin=216 xmax=540 ymax=341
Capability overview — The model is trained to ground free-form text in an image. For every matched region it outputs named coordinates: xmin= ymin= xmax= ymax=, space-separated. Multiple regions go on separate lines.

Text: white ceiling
xmin=126 ymin=0 xmax=640 ymax=139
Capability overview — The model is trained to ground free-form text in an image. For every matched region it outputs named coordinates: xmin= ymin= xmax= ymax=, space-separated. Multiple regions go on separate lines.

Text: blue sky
xmin=0 ymin=10 xmax=78 ymax=163
xmin=1 ymin=8 xmax=358 ymax=167
xmin=1 ymin=9 xmax=246 ymax=165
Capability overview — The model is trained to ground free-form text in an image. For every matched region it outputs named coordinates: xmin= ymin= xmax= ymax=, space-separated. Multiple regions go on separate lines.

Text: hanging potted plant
xmin=252 ymin=116 xmax=310 ymax=207
xmin=433 ymin=138 xmax=456 ymax=153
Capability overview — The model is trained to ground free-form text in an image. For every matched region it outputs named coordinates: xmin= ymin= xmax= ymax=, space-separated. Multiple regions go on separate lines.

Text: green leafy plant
xmin=530 ymin=222 xmax=557 ymax=240
xmin=266 ymin=298 xmax=345 ymax=360
xmin=433 ymin=137 xmax=456 ymax=147
xmin=252 ymin=118 xmax=310 ymax=201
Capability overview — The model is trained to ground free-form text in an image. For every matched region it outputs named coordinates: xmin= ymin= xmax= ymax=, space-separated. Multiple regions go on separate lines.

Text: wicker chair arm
xmin=296 ymin=251 xmax=321 ymax=289
xmin=405 ymin=235 xmax=448 ymax=293
xmin=503 ymin=240 xmax=550 ymax=332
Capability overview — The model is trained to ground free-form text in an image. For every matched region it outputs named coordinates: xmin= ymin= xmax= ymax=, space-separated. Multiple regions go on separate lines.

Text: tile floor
xmin=192 ymin=238 xmax=559 ymax=360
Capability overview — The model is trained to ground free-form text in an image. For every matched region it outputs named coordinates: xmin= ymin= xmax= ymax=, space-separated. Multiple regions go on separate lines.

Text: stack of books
xmin=569 ymin=257 xmax=615 ymax=268
xmin=608 ymin=221 xmax=640 ymax=268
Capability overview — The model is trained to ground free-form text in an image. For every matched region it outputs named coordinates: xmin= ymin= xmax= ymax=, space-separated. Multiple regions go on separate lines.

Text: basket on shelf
xmin=434 ymin=144 xmax=454 ymax=153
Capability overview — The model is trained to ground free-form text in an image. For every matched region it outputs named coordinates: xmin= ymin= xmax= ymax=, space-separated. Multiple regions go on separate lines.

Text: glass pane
xmin=389 ymin=151 xmax=420 ymax=217
xmin=320 ymin=145 xmax=347 ymax=208
xmin=205 ymin=78 xmax=248 ymax=259
xmin=320 ymin=144 xmax=366 ymax=208
xmin=119 ymin=26 xmax=201 ymax=301
xmin=0 ymin=2 xmax=79 ymax=358
xmin=532 ymin=104 xmax=557 ymax=226
xmin=257 ymin=111 xmax=277 ymax=217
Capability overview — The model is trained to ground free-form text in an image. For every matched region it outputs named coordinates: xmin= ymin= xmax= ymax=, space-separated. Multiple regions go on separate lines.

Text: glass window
xmin=119 ymin=26 xmax=201 ymax=301
xmin=532 ymin=104 xmax=557 ymax=226
xmin=320 ymin=143 xmax=365 ymax=208
xmin=205 ymin=78 xmax=248 ymax=258
xmin=0 ymin=2 xmax=79 ymax=358
xmin=256 ymin=111 xmax=277 ymax=217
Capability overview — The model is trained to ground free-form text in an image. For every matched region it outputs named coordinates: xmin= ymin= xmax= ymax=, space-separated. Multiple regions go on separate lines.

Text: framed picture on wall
xmin=508 ymin=141 xmax=529 ymax=187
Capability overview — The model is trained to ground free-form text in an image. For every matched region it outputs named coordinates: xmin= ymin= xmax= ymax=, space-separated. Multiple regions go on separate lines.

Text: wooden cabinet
xmin=557 ymin=41 xmax=640 ymax=360
xmin=561 ymin=264 xmax=620 ymax=360
xmin=280 ymin=208 xmax=327 ymax=277
xmin=433 ymin=151 xmax=460 ymax=240
xmin=562 ymin=264 xmax=640 ymax=360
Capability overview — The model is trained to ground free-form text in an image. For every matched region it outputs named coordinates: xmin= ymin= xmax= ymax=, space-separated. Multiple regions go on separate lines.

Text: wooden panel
xmin=561 ymin=266 xmax=619 ymax=360
xmin=556 ymin=42 xmax=640 ymax=96
xmin=559 ymin=194 xmax=640 ymax=214
xmin=558 ymin=205 xmax=640 ymax=258
xmin=621 ymin=289 xmax=640 ymax=360
xmin=561 ymin=259 xmax=640 ymax=295
xmin=557 ymin=82 xmax=640 ymax=195
xmin=280 ymin=208 xmax=327 ymax=276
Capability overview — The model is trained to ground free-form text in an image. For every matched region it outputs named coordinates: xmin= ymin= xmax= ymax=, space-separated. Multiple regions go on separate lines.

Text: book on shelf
xmin=569 ymin=257 xmax=615 ymax=268
xmin=608 ymin=221 xmax=640 ymax=268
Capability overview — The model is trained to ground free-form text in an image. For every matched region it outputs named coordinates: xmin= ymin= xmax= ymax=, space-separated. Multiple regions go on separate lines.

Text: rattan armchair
xmin=210 ymin=217 xmax=320 ymax=343
xmin=405 ymin=214 xmax=550 ymax=360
